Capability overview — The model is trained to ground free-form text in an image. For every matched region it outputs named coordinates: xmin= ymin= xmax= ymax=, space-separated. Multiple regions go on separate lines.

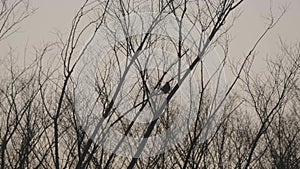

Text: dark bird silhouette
xmin=160 ymin=81 xmax=171 ymax=94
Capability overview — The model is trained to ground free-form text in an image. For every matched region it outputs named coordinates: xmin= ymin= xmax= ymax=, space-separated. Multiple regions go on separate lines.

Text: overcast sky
xmin=0 ymin=0 xmax=299 ymax=72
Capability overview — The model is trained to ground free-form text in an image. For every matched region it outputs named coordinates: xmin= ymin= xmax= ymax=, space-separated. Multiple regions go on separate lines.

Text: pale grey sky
xmin=0 ymin=0 xmax=299 ymax=71
xmin=231 ymin=0 xmax=300 ymax=64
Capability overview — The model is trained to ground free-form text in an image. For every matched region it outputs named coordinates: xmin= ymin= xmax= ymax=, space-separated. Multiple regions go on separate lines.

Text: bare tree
xmin=2 ymin=0 xmax=299 ymax=169
xmin=0 ymin=0 xmax=35 ymax=42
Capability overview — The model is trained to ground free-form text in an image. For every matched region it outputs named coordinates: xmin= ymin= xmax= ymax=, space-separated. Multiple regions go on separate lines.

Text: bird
xmin=160 ymin=81 xmax=171 ymax=94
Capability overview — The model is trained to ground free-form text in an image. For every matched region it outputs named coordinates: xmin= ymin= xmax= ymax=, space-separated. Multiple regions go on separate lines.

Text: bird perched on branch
xmin=160 ymin=81 xmax=171 ymax=94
